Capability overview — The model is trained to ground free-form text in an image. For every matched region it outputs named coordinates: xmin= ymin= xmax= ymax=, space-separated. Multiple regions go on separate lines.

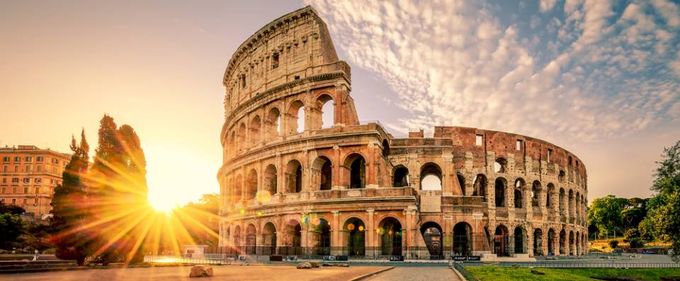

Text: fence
xmin=461 ymin=261 xmax=680 ymax=269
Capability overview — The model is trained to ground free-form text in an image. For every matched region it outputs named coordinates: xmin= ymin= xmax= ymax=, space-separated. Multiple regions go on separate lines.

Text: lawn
xmin=466 ymin=266 xmax=680 ymax=281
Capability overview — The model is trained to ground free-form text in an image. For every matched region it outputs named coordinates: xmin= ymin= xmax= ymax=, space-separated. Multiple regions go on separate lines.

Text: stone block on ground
xmin=296 ymin=262 xmax=313 ymax=269
xmin=189 ymin=265 xmax=213 ymax=277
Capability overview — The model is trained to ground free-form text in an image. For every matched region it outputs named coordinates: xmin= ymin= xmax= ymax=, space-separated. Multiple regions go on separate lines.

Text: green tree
xmin=88 ymin=115 xmax=149 ymax=264
xmin=587 ymin=195 xmax=628 ymax=238
xmin=49 ymin=131 xmax=90 ymax=265
xmin=642 ymin=140 xmax=680 ymax=261
xmin=0 ymin=204 xmax=25 ymax=249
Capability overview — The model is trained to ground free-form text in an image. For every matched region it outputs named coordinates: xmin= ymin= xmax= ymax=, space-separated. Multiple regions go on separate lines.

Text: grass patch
xmin=466 ymin=266 xmax=680 ymax=281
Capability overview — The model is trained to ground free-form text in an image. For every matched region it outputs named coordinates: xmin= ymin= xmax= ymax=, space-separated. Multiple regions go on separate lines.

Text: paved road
xmin=365 ymin=266 xmax=462 ymax=281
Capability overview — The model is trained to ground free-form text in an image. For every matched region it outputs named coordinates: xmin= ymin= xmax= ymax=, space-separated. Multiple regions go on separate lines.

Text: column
xmin=331 ymin=211 xmax=340 ymax=255
xmin=366 ymin=209 xmax=375 ymax=257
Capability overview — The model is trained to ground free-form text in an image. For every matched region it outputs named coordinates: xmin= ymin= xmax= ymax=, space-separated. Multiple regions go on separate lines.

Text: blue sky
xmin=1 ymin=0 xmax=678 ymax=205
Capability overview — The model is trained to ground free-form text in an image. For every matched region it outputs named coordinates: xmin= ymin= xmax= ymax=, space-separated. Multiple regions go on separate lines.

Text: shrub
xmin=629 ymin=238 xmax=645 ymax=248
xmin=609 ymin=240 xmax=619 ymax=249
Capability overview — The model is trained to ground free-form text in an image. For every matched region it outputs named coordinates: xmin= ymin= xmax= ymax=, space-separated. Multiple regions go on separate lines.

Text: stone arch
xmin=238 ymin=122 xmax=247 ymax=151
xmin=473 ymin=174 xmax=488 ymax=201
xmin=285 ymin=159 xmax=303 ymax=193
xmin=282 ymin=219 xmax=302 ymax=255
xmin=311 ymin=218 xmax=331 ymax=255
xmin=576 ymin=231 xmax=580 ymax=255
xmin=233 ymin=174 xmax=243 ymax=203
xmin=547 ymin=183 xmax=555 ymax=208
xmin=266 ymin=107 xmax=281 ymax=138
xmin=494 ymin=157 xmax=507 ymax=173
xmin=382 ymin=139 xmax=390 ymax=157
xmin=559 ymin=229 xmax=567 ymax=255
xmin=569 ymin=230 xmax=575 ymax=255
xmin=531 ymin=180 xmax=541 ymax=207
xmin=420 ymin=221 xmax=443 ymax=259
xmin=559 ymin=188 xmax=566 ymax=215
xmin=453 ymin=222 xmax=473 ymax=256
xmin=288 ymin=100 xmax=305 ymax=134
xmin=495 ymin=177 xmax=507 ymax=207
xmin=262 ymin=222 xmax=277 ymax=255
xmin=246 ymin=169 xmax=258 ymax=200
xmin=393 ymin=165 xmax=409 ymax=187
xmin=317 ymin=93 xmax=334 ymax=129
xmin=344 ymin=217 xmax=366 ymax=256
xmin=249 ymin=115 xmax=261 ymax=145
xmin=378 ymin=217 xmax=402 ymax=256
xmin=420 ymin=162 xmax=442 ymax=191
xmin=245 ymin=223 xmax=257 ymax=255
xmin=514 ymin=226 xmax=526 ymax=254
xmin=344 ymin=153 xmax=366 ymax=189
xmin=568 ymin=189 xmax=574 ymax=218
xmin=558 ymin=170 xmax=566 ymax=182
xmin=233 ymin=225 xmax=242 ymax=249
xmin=263 ymin=164 xmax=277 ymax=197
xmin=494 ymin=224 xmax=510 ymax=257
xmin=312 ymin=156 xmax=332 ymax=191
xmin=548 ymin=228 xmax=556 ymax=255
xmin=514 ymin=178 xmax=525 ymax=209
xmin=533 ymin=228 xmax=543 ymax=256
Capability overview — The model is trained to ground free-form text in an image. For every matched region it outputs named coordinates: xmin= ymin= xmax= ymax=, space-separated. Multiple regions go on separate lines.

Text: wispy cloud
xmin=307 ymin=0 xmax=680 ymax=142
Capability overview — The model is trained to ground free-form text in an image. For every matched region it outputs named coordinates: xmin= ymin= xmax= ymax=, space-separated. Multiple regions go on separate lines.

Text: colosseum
xmin=218 ymin=6 xmax=588 ymax=261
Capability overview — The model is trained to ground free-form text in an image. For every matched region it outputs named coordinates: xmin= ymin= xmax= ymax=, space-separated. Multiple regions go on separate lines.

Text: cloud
xmin=540 ymin=0 xmax=558 ymax=13
xmin=306 ymin=0 xmax=680 ymax=143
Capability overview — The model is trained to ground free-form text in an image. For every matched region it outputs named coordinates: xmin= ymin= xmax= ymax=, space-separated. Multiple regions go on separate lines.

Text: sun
xmin=149 ymin=196 xmax=178 ymax=213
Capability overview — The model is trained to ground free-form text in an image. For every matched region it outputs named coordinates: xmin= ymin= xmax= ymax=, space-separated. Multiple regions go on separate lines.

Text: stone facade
xmin=0 ymin=145 xmax=70 ymax=220
xmin=218 ymin=6 xmax=588 ymax=259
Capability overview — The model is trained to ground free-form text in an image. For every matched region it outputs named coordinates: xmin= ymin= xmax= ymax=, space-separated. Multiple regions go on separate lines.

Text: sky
xmin=1 ymin=0 xmax=678 ymax=207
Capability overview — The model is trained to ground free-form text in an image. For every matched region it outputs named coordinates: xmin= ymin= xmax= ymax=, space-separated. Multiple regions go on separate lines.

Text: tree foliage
xmin=0 ymin=210 xmax=24 ymax=249
xmin=641 ymin=139 xmax=680 ymax=261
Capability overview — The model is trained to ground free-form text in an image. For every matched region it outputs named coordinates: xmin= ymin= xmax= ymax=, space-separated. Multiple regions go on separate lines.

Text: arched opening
xmin=420 ymin=222 xmax=443 ymax=259
xmin=457 ymin=173 xmax=465 ymax=194
xmin=494 ymin=225 xmax=510 ymax=257
xmin=344 ymin=218 xmax=365 ymax=256
xmin=453 ymin=222 xmax=473 ymax=257
xmin=283 ymin=220 xmax=302 ymax=256
xmin=473 ymin=174 xmax=487 ymax=201
xmin=393 ymin=165 xmax=409 ymax=187
xmin=318 ymin=94 xmax=334 ymax=129
xmin=379 ymin=217 xmax=402 ymax=256
xmin=420 ymin=163 xmax=442 ymax=191
xmin=232 ymin=175 xmax=243 ymax=203
xmin=229 ymin=131 xmax=236 ymax=156
xmin=233 ymin=225 xmax=242 ymax=250
xmin=382 ymin=139 xmax=390 ymax=157
xmin=533 ymin=229 xmax=543 ymax=256
xmin=263 ymin=164 xmax=277 ymax=197
xmin=249 ymin=115 xmax=261 ymax=145
xmin=576 ymin=231 xmax=580 ymax=255
xmin=262 ymin=222 xmax=277 ymax=255
xmin=285 ymin=160 xmax=303 ymax=193
xmin=313 ymin=219 xmax=331 ymax=256
xmin=494 ymin=158 xmax=507 ymax=173
xmin=495 ymin=177 xmax=507 ymax=207
xmin=559 ymin=229 xmax=566 ymax=255
xmin=288 ymin=100 xmax=305 ymax=134
xmin=514 ymin=227 xmax=526 ymax=254
xmin=514 ymin=178 xmax=525 ymax=208
xmin=547 ymin=229 xmax=556 ymax=255
xmin=559 ymin=188 xmax=566 ymax=215
xmin=575 ymin=192 xmax=581 ymax=222
xmin=569 ymin=231 xmax=575 ymax=255
xmin=568 ymin=189 xmax=574 ymax=217
xmin=246 ymin=224 xmax=257 ymax=255
xmin=345 ymin=154 xmax=366 ymax=189
xmin=267 ymin=107 xmax=281 ymax=138
xmin=312 ymin=156 xmax=332 ymax=191
xmin=246 ymin=169 xmax=258 ymax=200
xmin=558 ymin=170 xmax=566 ymax=182
xmin=238 ymin=123 xmax=246 ymax=151
xmin=531 ymin=181 xmax=541 ymax=207
xmin=547 ymin=183 xmax=555 ymax=208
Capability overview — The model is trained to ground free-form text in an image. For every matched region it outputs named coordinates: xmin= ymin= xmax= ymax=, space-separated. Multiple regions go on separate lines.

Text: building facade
xmin=218 ymin=6 xmax=588 ymax=259
xmin=0 ymin=145 xmax=70 ymax=220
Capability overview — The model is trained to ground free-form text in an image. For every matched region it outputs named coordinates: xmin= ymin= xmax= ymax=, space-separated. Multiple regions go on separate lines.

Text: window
xmin=35 ymin=178 xmax=41 ymax=183
xmin=14 ymin=156 xmax=20 ymax=162
xmin=23 ymin=198 xmax=27 ymax=204
xmin=25 ymin=165 xmax=31 ymax=172
xmin=11 ymin=178 xmax=19 ymax=184
xmin=36 ymin=165 xmax=42 ymax=172
xmin=34 ymin=198 xmax=38 ymax=206
xmin=547 ymin=149 xmax=553 ymax=162
xmin=1 ymin=178 xmax=5 ymax=184
xmin=23 ymin=187 xmax=28 ymax=193
xmin=36 ymin=156 xmax=43 ymax=162
xmin=12 ymin=187 xmax=17 ymax=193
xmin=2 ymin=166 xmax=6 ymax=172
xmin=516 ymin=140 xmax=523 ymax=151
xmin=1 ymin=187 xmax=5 ymax=193
xmin=272 ymin=53 xmax=279 ymax=69
xmin=11 ymin=198 xmax=16 ymax=205
xmin=2 ymin=156 xmax=8 ymax=162
xmin=23 ymin=178 xmax=30 ymax=184
xmin=241 ymin=74 xmax=247 ymax=88
xmin=14 ymin=165 xmax=18 ymax=172
xmin=475 ymin=134 xmax=483 ymax=146
xmin=35 ymin=187 xmax=39 ymax=194
xmin=25 ymin=156 xmax=32 ymax=162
